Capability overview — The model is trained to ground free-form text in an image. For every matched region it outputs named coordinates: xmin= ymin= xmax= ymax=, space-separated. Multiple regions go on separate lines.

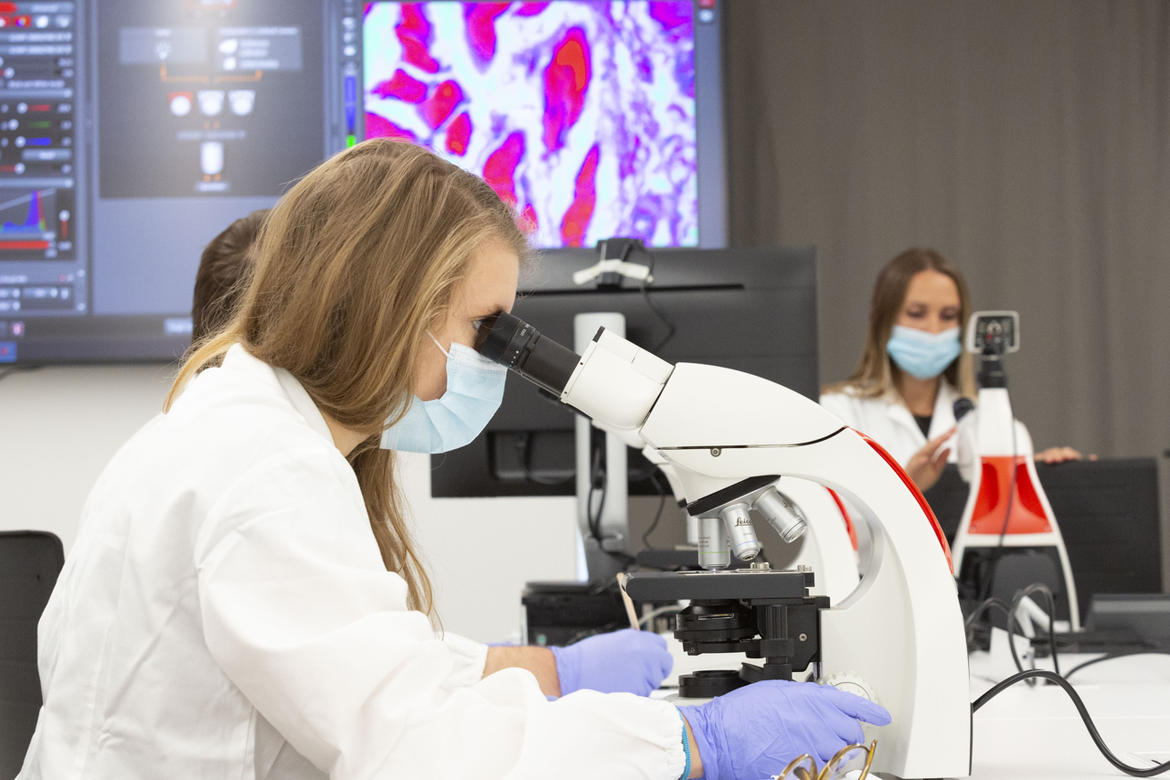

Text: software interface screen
xmin=0 ymin=0 xmax=351 ymax=362
xmin=0 ymin=0 xmax=82 ymax=345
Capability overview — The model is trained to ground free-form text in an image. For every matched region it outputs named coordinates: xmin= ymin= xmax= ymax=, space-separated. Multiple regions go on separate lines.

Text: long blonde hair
xmin=167 ymin=139 xmax=530 ymax=614
xmin=824 ymin=247 xmax=976 ymax=400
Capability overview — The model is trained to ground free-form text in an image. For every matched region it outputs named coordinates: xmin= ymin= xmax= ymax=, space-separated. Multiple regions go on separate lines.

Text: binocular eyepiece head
xmin=474 ymin=311 xmax=581 ymax=397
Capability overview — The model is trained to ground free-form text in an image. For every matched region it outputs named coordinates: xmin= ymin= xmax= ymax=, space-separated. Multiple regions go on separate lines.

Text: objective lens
xmin=697 ymin=515 xmax=730 ymax=570
xmin=755 ymin=486 xmax=808 ymax=543
xmin=685 ymin=513 xmax=700 ymax=545
xmin=720 ymin=503 xmax=762 ymax=561
xmin=475 ymin=311 xmax=581 ymax=396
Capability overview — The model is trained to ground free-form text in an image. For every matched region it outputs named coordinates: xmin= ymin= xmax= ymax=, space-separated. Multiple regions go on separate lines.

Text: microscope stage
xmin=622 ymin=569 xmax=814 ymax=602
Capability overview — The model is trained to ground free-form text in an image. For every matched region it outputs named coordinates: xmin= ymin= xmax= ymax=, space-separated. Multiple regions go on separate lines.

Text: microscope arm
xmin=955 ymin=390 xmax=1035 ymax=482
xmin=565 ymin=331 xmax=867 ymax=580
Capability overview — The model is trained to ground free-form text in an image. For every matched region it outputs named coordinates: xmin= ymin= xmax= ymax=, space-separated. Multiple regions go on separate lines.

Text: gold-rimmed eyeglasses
xmin=773 ymin=739 xmax=878 ymax=780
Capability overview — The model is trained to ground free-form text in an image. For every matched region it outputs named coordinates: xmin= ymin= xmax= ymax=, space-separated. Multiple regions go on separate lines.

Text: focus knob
xmin=823 ymin=672 xmax=879 ymax=706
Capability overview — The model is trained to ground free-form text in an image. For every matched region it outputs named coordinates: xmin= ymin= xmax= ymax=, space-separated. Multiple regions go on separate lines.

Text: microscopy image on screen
xmin=364 ymin=1 xmax=698 ymax=248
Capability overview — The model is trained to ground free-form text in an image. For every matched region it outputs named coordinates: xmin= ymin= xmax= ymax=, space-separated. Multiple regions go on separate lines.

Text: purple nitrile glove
xmin=550 ymin=628 xmax=674 ymax=696
xmin=678 ymin=679 xmax=891 ymax=780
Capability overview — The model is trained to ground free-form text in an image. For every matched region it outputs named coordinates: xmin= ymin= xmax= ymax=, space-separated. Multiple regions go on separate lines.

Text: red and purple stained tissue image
xmin=364 ymin=1 xmax=698 ymax=248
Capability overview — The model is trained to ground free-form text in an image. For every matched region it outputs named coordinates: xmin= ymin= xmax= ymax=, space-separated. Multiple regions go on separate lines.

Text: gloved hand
xmin=550 ymin=628 xmax=674 ymax=696
xmin=678 ymin=680 xmax=891 ymax=780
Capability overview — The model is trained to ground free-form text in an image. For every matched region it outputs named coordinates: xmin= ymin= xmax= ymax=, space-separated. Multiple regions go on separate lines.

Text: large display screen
xmin=0 ymin=0 xmax=724 ymax=365
xmin=363 ymin=1 xmax=723 ymax=248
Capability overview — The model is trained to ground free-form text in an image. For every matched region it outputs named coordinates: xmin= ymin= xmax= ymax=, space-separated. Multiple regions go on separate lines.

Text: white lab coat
xmin=19 ymin=345 xmax=685 ymax=780
xmin=819 ymin=381 xmax=963 ymax=466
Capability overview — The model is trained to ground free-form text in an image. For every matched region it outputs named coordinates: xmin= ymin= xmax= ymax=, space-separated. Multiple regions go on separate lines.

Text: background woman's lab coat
xmin=819 ymin=381 xmax=963 ymax=465
xmin=18 ymin=346 xmax=685 ymax=780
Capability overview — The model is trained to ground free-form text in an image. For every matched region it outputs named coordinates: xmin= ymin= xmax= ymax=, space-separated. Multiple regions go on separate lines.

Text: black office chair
xmin=0 ymin=531 xmax=64 ymax=779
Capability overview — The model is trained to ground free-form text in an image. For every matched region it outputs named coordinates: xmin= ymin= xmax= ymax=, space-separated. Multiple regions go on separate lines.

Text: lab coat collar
xmin=884 ymin=380 xmax=961 ymax=442
xmin=927 ymin=380 xmax=961 ymax=439
xmin=222 ymin=344 xmax=335 ymax=446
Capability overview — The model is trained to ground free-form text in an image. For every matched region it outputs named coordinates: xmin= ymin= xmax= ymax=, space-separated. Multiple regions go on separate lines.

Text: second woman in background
xmin=821 ymin=248 xmax=1082 ymax=492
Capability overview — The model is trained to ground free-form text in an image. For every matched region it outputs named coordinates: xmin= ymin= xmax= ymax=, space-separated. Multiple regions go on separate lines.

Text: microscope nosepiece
xmin=755 ymin=486 xmax=808 ymax=543
xmin=720 ymin=503 xmax=762 ymax=561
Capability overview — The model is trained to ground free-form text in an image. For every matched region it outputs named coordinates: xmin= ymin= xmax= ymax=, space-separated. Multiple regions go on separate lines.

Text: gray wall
xmin=724 ymin=0 xmax=1170 ymax=584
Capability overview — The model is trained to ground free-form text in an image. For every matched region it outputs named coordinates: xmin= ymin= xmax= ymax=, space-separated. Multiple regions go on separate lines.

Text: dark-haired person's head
xmin=191 ymin=209 xmax=269 ymax=343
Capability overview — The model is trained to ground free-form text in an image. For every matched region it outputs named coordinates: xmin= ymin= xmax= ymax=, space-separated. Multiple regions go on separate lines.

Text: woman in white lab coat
xmin=820 ymin=248 xmax=1082 ymax=491
xmin=20 ymin=140 xmax=887 ymax=780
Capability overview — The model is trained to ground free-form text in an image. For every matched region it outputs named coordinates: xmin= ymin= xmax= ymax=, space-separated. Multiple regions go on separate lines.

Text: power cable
xmin=1063 ymin=650 xmax=1170 ymax=682
xmin=972 ymin=669 xmax=1170 ymax=777
xmin=640 ymin=471 xmax=670 ymax=549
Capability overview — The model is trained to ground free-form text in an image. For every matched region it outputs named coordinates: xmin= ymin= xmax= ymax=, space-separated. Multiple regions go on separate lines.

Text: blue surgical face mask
xmin=379 ymin=333 xmax=508 ymax=453
xmin=886 ymin=324 xmax=962 ymax=380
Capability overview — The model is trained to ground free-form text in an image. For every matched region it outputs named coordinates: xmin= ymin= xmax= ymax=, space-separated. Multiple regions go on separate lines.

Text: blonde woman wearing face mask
xmin=821 ymin=248 xmax=1084 ymax=492
xmin=19 ymin=140 xmax=888 ymax=780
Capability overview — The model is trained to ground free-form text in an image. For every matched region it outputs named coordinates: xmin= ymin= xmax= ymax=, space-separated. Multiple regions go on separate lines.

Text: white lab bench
xmin=967 ymin=649 xmax=1170 ymax=779
xmin=657 ymin=632 xmax=1170 ymax=779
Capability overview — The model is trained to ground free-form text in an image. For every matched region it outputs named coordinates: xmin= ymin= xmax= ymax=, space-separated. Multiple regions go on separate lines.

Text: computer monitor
xmin=0 ymin=0 xmax=726 ymax=365
xmin=429 ymin=245 xmax=819 ymax=498
xmin=0 ymin=0 xmax=349 ymax=363
xmin=922 ymin=457 xmax=1163 ymax=622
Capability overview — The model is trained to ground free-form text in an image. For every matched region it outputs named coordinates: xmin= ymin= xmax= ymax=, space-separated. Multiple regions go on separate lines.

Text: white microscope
xmin=477 ymin=312 xmax=972 ymax=779
xmin=952 ymin=311 xmax=1080 ymax=630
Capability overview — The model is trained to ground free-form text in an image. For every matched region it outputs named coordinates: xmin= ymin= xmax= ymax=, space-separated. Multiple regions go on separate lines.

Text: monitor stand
xmin=574 ymin=312 xmax=632 ymax=584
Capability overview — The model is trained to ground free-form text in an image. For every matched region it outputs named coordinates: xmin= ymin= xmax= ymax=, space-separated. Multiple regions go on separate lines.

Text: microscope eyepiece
xmin=474 ymin=311 xmax=581 ymax=396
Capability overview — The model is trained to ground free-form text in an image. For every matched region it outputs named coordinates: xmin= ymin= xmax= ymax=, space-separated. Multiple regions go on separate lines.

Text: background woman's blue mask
xmin=886 ymin=324 xmax=962 ymax=379
xmin=380 ymin=336 xmax=508 ymax=453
